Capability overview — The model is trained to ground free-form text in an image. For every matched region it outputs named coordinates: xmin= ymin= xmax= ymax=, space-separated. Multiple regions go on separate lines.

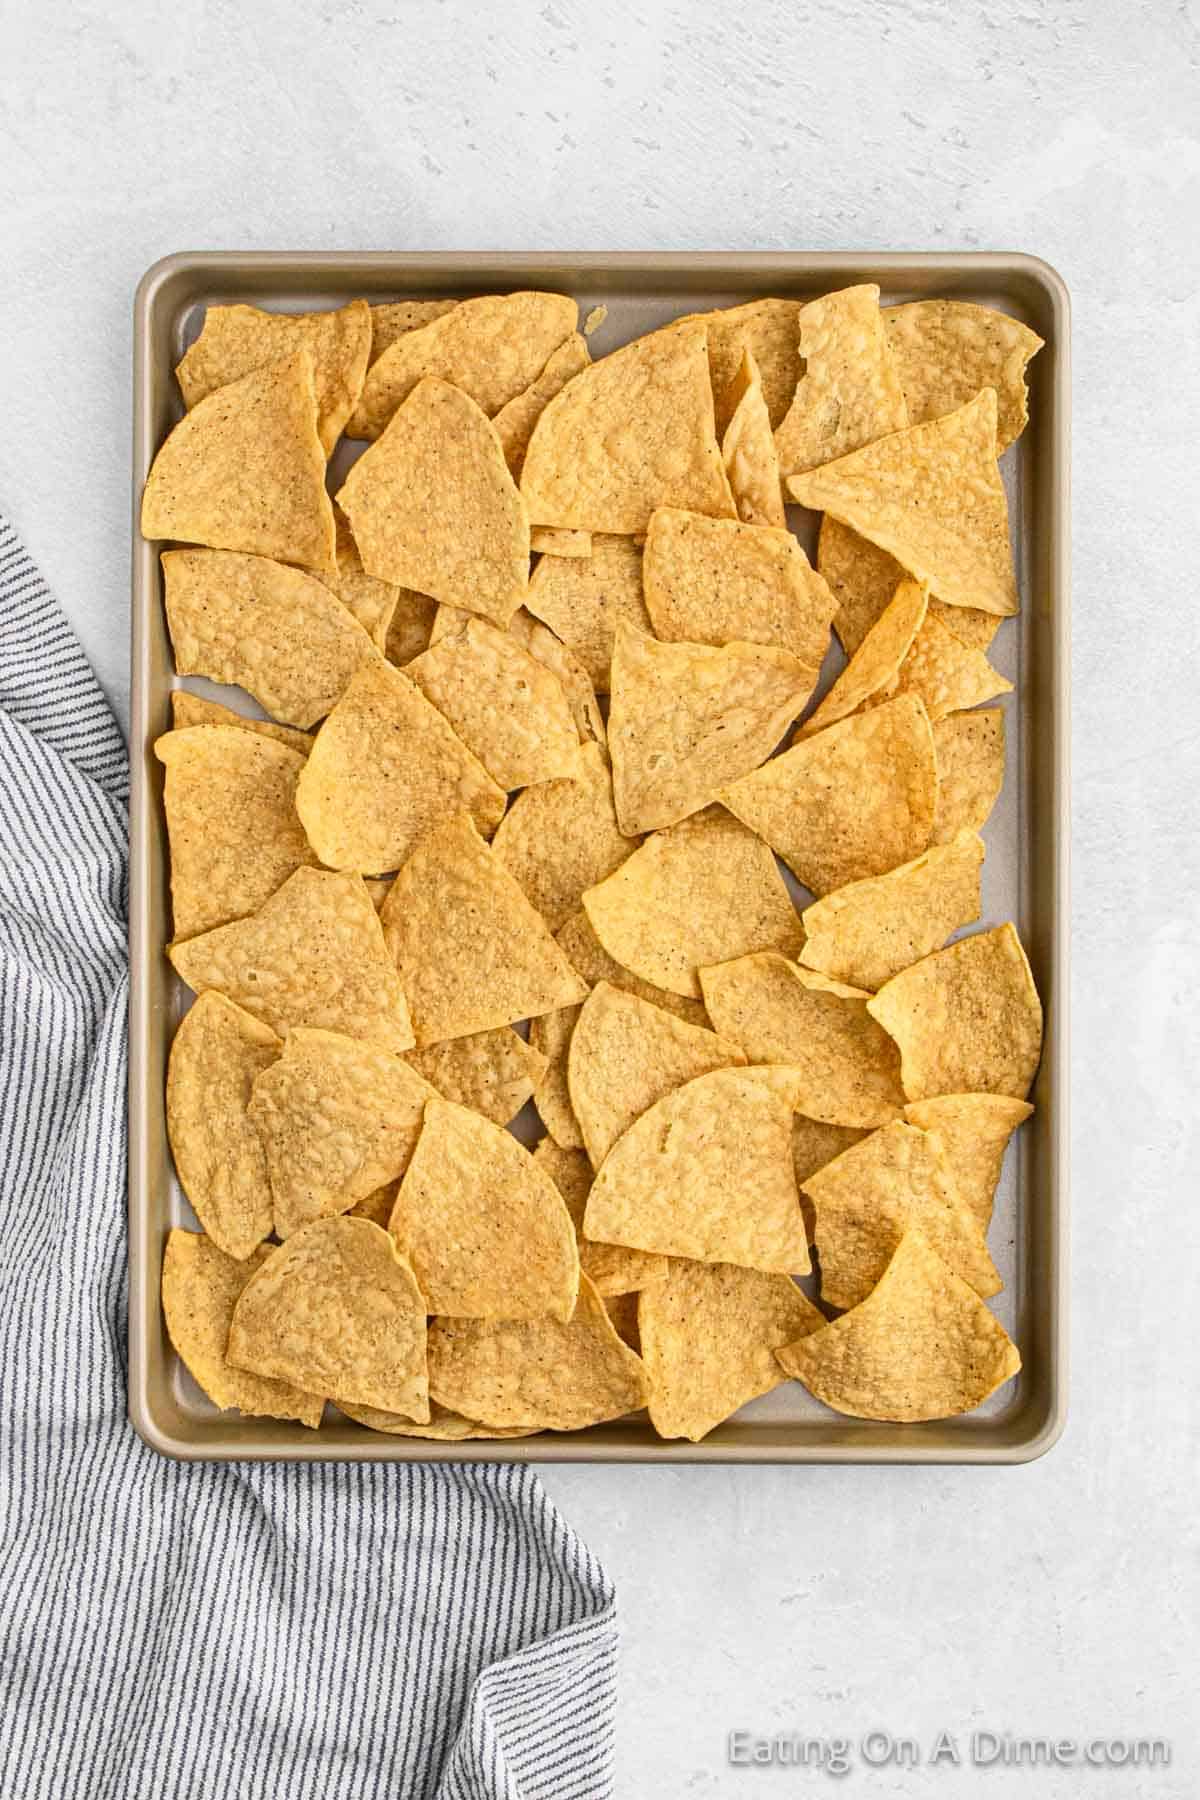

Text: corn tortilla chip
xmin=818 ymin=515 xmax=1000 ymax=657
xmin=776 ymin=1230 xmax=1021 ymax=1421
xmin=169 ymin=867 xmax=415 ymax=1053
xmin=143 ymin=352 xmax=336 ymax=573
xmin=530 ymin=527 xmax=592 ymax=557
xmin=529 ymin=1000 xmax=586 ymax=1149
xmin=228 ymin=1217 xmax=429 ymax=1419
xmin=867 ymin=923 xmax=1043 ymax=1100
xmin=385 ymin=588 xmax=439 ymax=666
xmin=558 ymin=909 xmax=710 ymax=1026
xmin=931 ymin=709 xmax=1006 ymax=843
xmin=792 ymin=1114 xmax=868 ymax=1237
xmin=525 ymin=534 xmax=651 ymax=691
xmin=368 ymin=298 xmax=459 ymax=365
xmin=493 ymin=334 xmax=591 ymax=476
xmin=169 ymin=691 xmax=312 ymax=756
xmin=884 ymin=300 xmax=1043 ymax=453
xmin=321 ymin=517 xmax=399 ymax=652
xmin=721 ymin=348 xmax=786 ymax=527
xmin=349 ymin=1183 xmax=399 ymax=1228
xmin=404 ymin=1027 xmax=547 ymax=1126
xmin=532 ymin=1138 xmax=667 ymax=1297
xmin=162 ymin=1230 xmax=323 ymax=1426
xmin=688 ymin=297 xmax=803 ymax=435
xmin=166 ymin=994 xmax=279 ymax=1261
xmin=775 ymin=284 xmax=909 ymax=477
xmin=903 ymin=1093 xmax=1034 ymax=1231
xmin=583 ymin=305 xmax=608 ymax=337
xmin=339 ymin=1400 xmax=533 ymax=1440
xmin=875 ymin=609 xmax=1012 ymax=724
xmin=797 ymin=578 xmax=928 ymax=739
xmin=491 ymin=741 xmax=635 ymax=931
xmin=605 ymin=1291 xmax=641 ymax=1351
xmin=506 ymin=610 xmax=607 ymax=752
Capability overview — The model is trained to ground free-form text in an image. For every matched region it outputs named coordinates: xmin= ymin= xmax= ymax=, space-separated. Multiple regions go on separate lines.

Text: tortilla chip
xmin=493 ymin=334 xmax=591 ymax=476
xmin=161 ymin=1230 xmax=323 ymax=1426
xmin=248 ymin=1028 xmax=437 ymax=1238
xmin=525 ymin=533 xmax=651 ymax=690
xmin=427 ymin=1272 xmax=648 ymax=1430
xmin=379 ymin=813 xmax=588 ymax=1045
xmin=349 ymin=1182 xmax=399 ymax=1228
xmin=294 ymin=656 xmax=506 ymax=874
xmin=867 ymin=923 xmax=1043 ymax=1100
xmin=689 ymin=297 xmax=803 ymax=434
xmin=385 ymin=588 xmax=439 ymax=666
xmin=721 ymin=348 xmax=786 ymax=527
xmin=532 ymin=1138 xmax=668 ymax=1297
xmin=931 ymin=709 xmax=1006 ymax=843
xmin=789 ymin=391 xmax=1019 ymax=618
xmin=530 ymin=527 xmax=592 ymax=557
xmin=404 ymin=1027 xmax=547 ymax=1126
xmin=558 ymin=909 xmax=710 ymax=1026
xmin=169 ymin=691 xmax=312 ymax=756
xmin=405 ymin=615 xmax=581 ymax=790
xmin=169 ymin=867 xmax=415 ymax=1052
xmin=605 ymin=1291 xmax=641 ymax=1350
xmin=337 ymin=378 xmax=529 ymax=627
xmin=529 ymin=1001 xmax=586 ymax=1148
xmin=176 ymin=300 xmax=371 ymax=454
xmin=368 ymin=298 xmax=459 ymax=365
xmin=162 ymin=548 xmax=375 ymax=728
xmin=319 ymin=516 xmax=399 ymax=651
xmin=876 ymin=609 xmax=1013 ymax=724
xmin=608 ymin=623 xmax=816 ymax=835
xmin=904 ymin=1093 xmax=1033 ymax=1233
xmin=583 ymin=305 xmax=608 ymax=337
xmin=388 ymin=1097 xmax=578 ymax=1319
xmin=797 ymin=578 xmax=928 ymax=738
xmin=722 ymin=694 xmax=937 ymax=896
xmin=143 ymin=352 xmax=336 ymax=573
xmin=504 ymin=608 xmax=607 ymax=754
xmin=166 ymin=993 xmax=279 ymax=1260
xmin=776 ymin=1229 xmax=1021 ymax=1421
xmin=775 ymin=284 xmax=908 ymax=478
xmin=155 ymin=724 xmax=318 ymax=939
xmin=348 ymin=291 xmax=578 ymax=437
xmin=642 ymin=509 xmax=835 ymax=676
xmin=641 ymin=1259 xmax=824 ymax=1440
xmin=583 ymin=807 xmax=805 ymax=999
xmin=339 ymin=1400 xmax=533 ymax=1440
xmin=228 ymin=1217 xmax=429 ymax=1418
xmin=792 ymin=1115 xmax=868 ymax=1236
xmin=584 ymin=1066 xmax=811 ymax=1273
xmin=520 ymin=318 xmax=735 ymax=533
xmin=491 ymin=740 xmax=635 ymax=931
xmin=818 ymin=515 xmax=999 ymax=656
xmin=799 ymin=829 xmax=985 ymax=991
xmin=884 ymin=300 xmax=1043 ymax=453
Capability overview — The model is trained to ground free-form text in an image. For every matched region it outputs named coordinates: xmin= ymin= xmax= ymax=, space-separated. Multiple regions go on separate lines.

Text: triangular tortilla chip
xmin=155 ymin=724 xmax=319 ymax=939
xmin=169 ymin=691 xmax=312 ymax=756
xmin=388 ymin=1098 xmax=579 ymax=1320
xmin=721 ymin=348 xmax=786 ymax=527
xmin=385 ymin=587 xmax=439 ymax=666
xmin=427 ymin=1273 xmax=648 ymax=1430
xmin=404 ymin=1027 xmax=547 ymax=1126
xmin=818 ymin=515 xmax=999 ymax=656
xmin=608 ymin=623 xmax=815 ymax=835
xmin=867 ymin=923 xmax=1043 ymax=1100
xmin=699 ymin=952 xmax=905 ymax=1128
xmin=558 ymin=909 xmax=710 ymax=1025
xmin=775 ymin=283 xmax=909 ymax=476
xmin=228 ymin=1217 xmax=430 ymax=1419
xmin=142 ymin=352 xmax=336 ymax=572
xmin=162 ymin=1230 xmax=323 ymax=1426
xmin=520 ymin=318 xmax=736 ymax=533
xmin=166 ymin=994 xmax=279 ymax=1260
xmin=163 ymin=548 xmax=375 ymax=728
xmin=339 ymin=1400 xmax=534 ymax=1440
xmin=789 ymin=390 xmax=1019 ymax=618
xmin=799 ymin=829 xmax=985 ymax=992
xmin=641 ymin=1259 xmax=824 ymax=1440
xmin=367 ymin=299 xmax=459 ymax=366
xmin=506 ymin=608 xmax=607 ymax=748
xmin=493 ymin=333 xmax=591 ymax=476
xmin=931 ymin=709 xmax=1006 ymax=843
xmin=533 ymin=1138 xmax=668 ymax=1297
xmin=294 ymin=656 xmax=506 ymax=874
xmin=169 ymin=867 xmax=415 ymax=1053
xmin=797 ymin=578 xmax=928 ymax=739
xmin=583 ymin=1067 xmax=811 ymax=1273
xmin=491 ymin=741 xmax=635 ymax=931
xmin=803 ymin=1119 xmax=1000 ymax=1309
xmin=684 ymin=297 xmax=802 ymax=434
xmin=321 ymin=515 xmax=399 ymax=651
xmin=525 ymin=533 xmax=651 ymax=690
xmin=721 ymin=694 xmax=937 ymax=896
xmin=903 ymin=1093 xmax=1034 ymax=1231
xmin=874 ymin=609 xmax=1012 ymax=722
xmin=530 ymin=1001 xmax=586 ymax=1148
xmin=530 ymin=527 xmax=592 ymax=557
xmin=583 ymin=807 xmax=805 ymax=999
xmin=380 ymin=813 xmax=588 ymax=1045
xmin=884 ymin=300 xmax=1043 ymax=453
xmin=176 ymin=300 xmax=371 ymax=454
xmin=792 ymin=1115 xmax=868 ymax=1236
xmin=776 ymin=1230 xmax=1021 ymax=1421
xmin=248 ymin=1028 xmax=438 ymax=1238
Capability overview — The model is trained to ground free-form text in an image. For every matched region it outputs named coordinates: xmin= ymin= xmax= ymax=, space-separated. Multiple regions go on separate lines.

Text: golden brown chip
xmin=520 ymin=318 xmax=735 ymax=533
xmin=557 ymin=910 xmax=710 ymax=1025
xmin=532 ymin=1138 xmax=668 ymax=1297
xmin=507 ymin=608 xmax=607 ymax=749
xmin=530 ymin=527 xmax=593 ymax=558
xmin=525 ymin=534 xmax=651 ymax=691
xmin=339 ymin=1399 xmax=534 ymax=1440
xmin=380 ymin=813 xmax=588 ymax=1045
xmin=582 ymin=305 xmax=608 ymax=337
xmin=228 ymin=1217 xmax=429 ymax=1419
xmin=931 ymin=709 xmax=1006 ymax=843
xmin=877 ymin=610 xmax=1012 ymax=723
xmin=904 ymin=1093 xmax=1033 ymax=1232
xmin=166 ymin=994 xmax=279 ymax=1261
xmin=583 ymin=1066 xmax=811 ymax=1273
xmin=799 ymin=829 xmax=985 ymax=992
xmin=792 ymin=1114 xmax=868 ymax=1236
xmin=385 ymin=588 xmax=439 ymax=666
xmin=583 ymin=807 xmax=805 ymax=999
xmin=248 ymin=1028 xmax=437 ymax=1239
xmin=797 ymin=578 xmax=928 ymax=739
xmin=640 ymin=1259 xmax=824 ymax=1440
xmin=699 ymin=952 xmax=905 ymax=1128
xmin=491 ymin=741 xmax=635 ymax=931
xmin=162 ymin=1230 xmax=323 ymax=1426
xmin=404 ymin=1027 xmax=547 ymax=1126
xmin=789 ymin=391 xmax=1018 ymax=618
xmin=169 ymin=867 xmax=415 ymax=1052
xmin=529 ymin=1001 xmax=586 ymax=1149
xmin=883 ymin=300 xmax=1043 ymax=453
xmin=142 ymin=352 xmax=336 ymax=573
xmin=721 ymin=693 xmax=937 ymax=896
xmin=428 ymin=1272 xmax=648 ymax=1429
xmin=320 ymin=516 xmax=399 ymax=652
xmin=294 ymin=656 xmax=506 ymax=875
xmin=155 ymin=725 xmax=319 ymax=939
xmin=867 ymin=923 xmax=1043 ymax=1100
xmin=162 ymin=548 xmax=375 ymax=729
xmin=176 ymin=301 xmax=371 ymax=454
xmin=367 ymin=298 xmax=459 ymax=365
xmin=776 ymin=1229 xmax=1021 ymax=1421
xmin=775 ymin=283 xmax=909 ymax=477
xmin=688 ymin=297 xmax=803 ymax=434
xmin=493 ymin=334 xmax=591 ymax=476
xmin=169 ymin=691 xmax=312 ymax=756
xmin=721 ymin=347 xmax=786 ymax=528
xmin=818 ymin=515 xmax=999 ymax=656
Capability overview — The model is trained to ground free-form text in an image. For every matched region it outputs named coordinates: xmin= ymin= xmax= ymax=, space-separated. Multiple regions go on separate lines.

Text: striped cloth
xmin=0 ymin=514 xmax=618 ymax=1800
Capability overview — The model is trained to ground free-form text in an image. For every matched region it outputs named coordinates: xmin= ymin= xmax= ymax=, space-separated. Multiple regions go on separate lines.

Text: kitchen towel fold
xmin=0 ymin=513 xmax=617 ymax=1800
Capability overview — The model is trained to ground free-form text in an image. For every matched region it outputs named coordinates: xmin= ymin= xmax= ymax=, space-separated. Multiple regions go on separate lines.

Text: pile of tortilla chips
xmin=146 ymin=282 xmax=1044 ymax=1440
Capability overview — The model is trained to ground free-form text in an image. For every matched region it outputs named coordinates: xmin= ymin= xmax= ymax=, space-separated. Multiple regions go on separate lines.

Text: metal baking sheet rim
xmin=129 ymin=250 xmax=1070 ymax=1465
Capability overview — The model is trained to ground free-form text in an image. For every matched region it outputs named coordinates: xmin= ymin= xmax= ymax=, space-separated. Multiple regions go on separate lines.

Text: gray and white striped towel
xmin=0 ymin=514 xmax=618 ymax=1800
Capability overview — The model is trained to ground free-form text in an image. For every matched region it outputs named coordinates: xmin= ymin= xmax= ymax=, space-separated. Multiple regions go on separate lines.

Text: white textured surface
xmin=2 ymin=2 xmax=1198 ymax=1793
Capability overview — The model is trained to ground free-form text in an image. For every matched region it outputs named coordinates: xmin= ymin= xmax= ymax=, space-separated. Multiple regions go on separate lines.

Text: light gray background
xmin=2 ymin=1 xmax=1197 ymax=1794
